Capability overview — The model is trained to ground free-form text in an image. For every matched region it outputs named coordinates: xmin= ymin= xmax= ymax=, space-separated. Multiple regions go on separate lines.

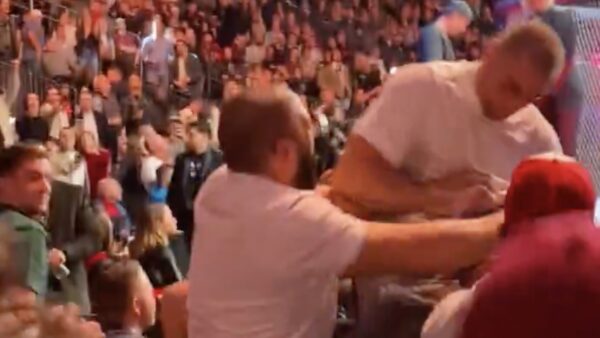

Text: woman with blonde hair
xmin=129 ymin=203 xmax=182 ymax=288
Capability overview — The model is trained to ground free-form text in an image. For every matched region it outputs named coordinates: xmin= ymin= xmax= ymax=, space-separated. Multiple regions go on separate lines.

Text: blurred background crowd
xmin=0 ymin=0 xmax=504 ymax=177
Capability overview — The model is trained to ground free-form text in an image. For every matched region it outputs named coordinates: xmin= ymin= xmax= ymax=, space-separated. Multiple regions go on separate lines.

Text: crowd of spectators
xmin=0 ymin=0 xmax=502 ymax=173
xmin=0 ymin=0 xmax=581 ymax=337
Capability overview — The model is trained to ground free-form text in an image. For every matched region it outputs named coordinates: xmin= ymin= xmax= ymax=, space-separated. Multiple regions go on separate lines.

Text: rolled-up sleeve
xmin=352 ymin=64 xmax=428 ymax=168
xmin=289 ymin=194 xmax=367 ymax=276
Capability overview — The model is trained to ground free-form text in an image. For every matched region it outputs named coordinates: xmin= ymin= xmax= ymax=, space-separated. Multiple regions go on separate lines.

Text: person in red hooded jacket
xmin=422 ymin=152 xmax=597 ymax=338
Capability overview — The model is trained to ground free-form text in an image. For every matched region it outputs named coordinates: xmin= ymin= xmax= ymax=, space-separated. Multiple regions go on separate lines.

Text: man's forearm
xmin=332 ymin=165 xmax=433 ymax=216
xmin=344 ymin=212 xmax=502 ymax=277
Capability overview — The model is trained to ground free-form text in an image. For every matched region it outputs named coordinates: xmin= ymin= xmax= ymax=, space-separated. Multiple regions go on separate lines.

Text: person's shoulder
xmin=0 ymin=210 xmax=45 ymax=234
xmin=388 ymin=61 xmax=468 ymax=91
xmin=287 ymin=191 xmax=361 ymax=225
xmin=422 ymin=288 xmax=476 ymax=338
xmin=386 ymin=62 xmax=436 ymax=87
xmin=513 ymin=103 xmax=554 ymax=129
xmin=512 ymin=103 xmax=562 ymax=148
xmin=208 ymin=147 xmax=223 ymax=158
xmin=419 ymin=23 xmax=439 ymax=36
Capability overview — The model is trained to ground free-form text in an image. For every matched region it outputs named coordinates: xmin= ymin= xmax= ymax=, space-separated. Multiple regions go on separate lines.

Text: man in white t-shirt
xmin=330 ymin=21 xmax=564 ymax=220
xmin=188 ymin=88 xmax=502 ymax=338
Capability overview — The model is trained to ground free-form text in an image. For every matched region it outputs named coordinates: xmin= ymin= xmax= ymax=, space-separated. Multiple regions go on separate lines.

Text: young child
xmin=148 ymin=164 xmax=172 ymax=203
xmin=96 ymin=178 xmax=134 ymax=245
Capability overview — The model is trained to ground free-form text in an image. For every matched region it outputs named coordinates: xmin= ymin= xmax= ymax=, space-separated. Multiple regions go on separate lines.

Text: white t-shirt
xmin=421 ymin=288 xmax=475 ymax=338
xmin=188 ymin=167 xmax=366 ymax=338
xmin=82 ymin=110 xmax=99 ymax=144
xmin=140 ymin=155 xmax=164 ymax=190
xmin=353 ymin=61 xmax=562 ymax=183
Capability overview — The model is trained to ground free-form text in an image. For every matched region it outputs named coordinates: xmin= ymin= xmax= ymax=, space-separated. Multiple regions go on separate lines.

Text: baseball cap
xmin=502 ymin=153 xmax=595 ymax=236
xmin=442 ymin=0 xmax=474 ymax=21
xmin=462 ymin=223 xmax=600 ymax=338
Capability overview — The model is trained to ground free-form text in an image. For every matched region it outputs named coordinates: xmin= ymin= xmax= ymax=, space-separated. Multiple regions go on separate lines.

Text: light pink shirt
xmin=188 ymin=167 xmax=366 ymax=338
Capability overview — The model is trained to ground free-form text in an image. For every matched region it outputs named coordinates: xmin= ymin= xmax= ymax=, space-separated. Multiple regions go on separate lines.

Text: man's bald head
xmin=219 ymin=88 xmax=312 ymax=180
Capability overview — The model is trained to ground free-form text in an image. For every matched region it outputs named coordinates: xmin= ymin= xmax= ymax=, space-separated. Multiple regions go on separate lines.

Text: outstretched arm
xmin=344 ymin=211 xmax=502 ymax=277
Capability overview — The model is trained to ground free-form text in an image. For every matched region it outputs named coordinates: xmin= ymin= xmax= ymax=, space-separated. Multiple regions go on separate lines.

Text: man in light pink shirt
xmin=188 ymin=88 xmax=502 ymax=338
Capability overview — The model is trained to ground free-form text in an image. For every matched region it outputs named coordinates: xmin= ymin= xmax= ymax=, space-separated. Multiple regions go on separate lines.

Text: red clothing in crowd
xmin=84 ymin=149 xmax=111 ymax=198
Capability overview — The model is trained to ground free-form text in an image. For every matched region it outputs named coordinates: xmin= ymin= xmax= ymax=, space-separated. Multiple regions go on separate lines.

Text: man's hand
xmin=424 ymin=169 xmax=507 ymax=218
xmin=48 ymin=249 xmax=66 ymax=269
xmin=427 ymin=185 xmax=504 ymax=218
xmin=0 ymin=288 xmax=38 ymax=337
xmin=353 ymin=89 xmax=366 ymax=105
xmin=40 ymin=304 xmax=104 ymax=338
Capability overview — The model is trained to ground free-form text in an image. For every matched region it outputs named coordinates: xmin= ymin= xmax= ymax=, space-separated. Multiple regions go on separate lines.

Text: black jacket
xmin=137 ymin=245 xmax=182 ymax=288
xmin=170 ymin=53 xmax=205 ymax=98
xmin=16 ymin=116 xmax=49 ymax=143
xmin=167 ymin=148 xmax=223 ymax=216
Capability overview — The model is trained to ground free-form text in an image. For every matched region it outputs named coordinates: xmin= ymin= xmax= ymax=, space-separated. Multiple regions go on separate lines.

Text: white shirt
xmin=47 ymin=108 xmax=70 ymax=140
xmin=82 ymin=111 xmax=99 ymax=144
xmin=51 ymin=151 xmax=87 ymax=187
xmin=354 ymin=61 xmax=562 ymax=183
xmin=140 ymin=155 xmax=164 ymax=191
xmin=421 ymin=288 xmax=475 ymax=338
xmin=188 ymin=167 xmax=366 ymax=338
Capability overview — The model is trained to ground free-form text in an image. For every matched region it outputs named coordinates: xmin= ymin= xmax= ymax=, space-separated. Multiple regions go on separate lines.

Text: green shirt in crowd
xmin=0 ymin=210 xmax=48 ymax=297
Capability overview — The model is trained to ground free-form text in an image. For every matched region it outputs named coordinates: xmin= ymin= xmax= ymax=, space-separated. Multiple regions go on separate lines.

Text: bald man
xmin=187 ymin=87 xmax=502 ymax=338
xmin=331 ymin=21 xmax=564 ymax=221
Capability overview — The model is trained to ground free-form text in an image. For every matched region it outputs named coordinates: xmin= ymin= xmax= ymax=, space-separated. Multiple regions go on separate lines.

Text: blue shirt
xmin=21 ymin=17 xmax=44 ymax=62
xmin=149 ymin=184 xmax=168 ymax=203
xmin=141 ymin=35 xmax=173 ymax=82
xmin=536 ymin=6 xmax=583 ymax=109
xmin=418 ymin=24 xmax=455 ymax=62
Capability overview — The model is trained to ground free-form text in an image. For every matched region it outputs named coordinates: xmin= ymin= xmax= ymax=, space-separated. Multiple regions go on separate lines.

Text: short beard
xmin=294 ymin=150 xmax=317 ymax=190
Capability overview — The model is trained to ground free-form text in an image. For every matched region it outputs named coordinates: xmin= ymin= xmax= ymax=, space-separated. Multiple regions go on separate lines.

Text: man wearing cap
xmin=461 ymin=218 xmax=600 ymax=338
xmin=418 ymin=0 xmax=473 ymax=62
xmin=422 ymin=153 xmax=596 ymax=338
